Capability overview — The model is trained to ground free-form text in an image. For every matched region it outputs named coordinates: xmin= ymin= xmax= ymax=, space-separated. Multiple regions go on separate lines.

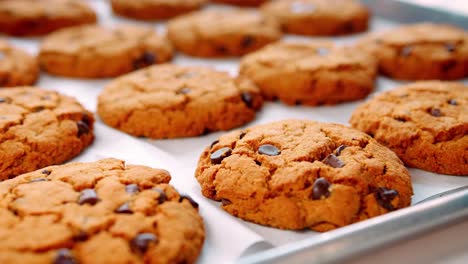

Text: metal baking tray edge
xmin=239 ymin=1 xmax=468 ymax=263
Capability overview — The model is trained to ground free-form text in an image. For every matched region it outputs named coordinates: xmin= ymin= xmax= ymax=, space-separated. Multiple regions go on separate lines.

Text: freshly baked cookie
xmin=239 ymin=41 xmax=377 ymax=105
xmin=261 ymin=0 xmax=369 ymax=36
xmin=39 ymin=25 xmax=173 ymax=78
xmin=0 ymin=40 xmax=39 ymax=87
xmin=0 ymin=0 xmax=96 ymax=36
xmin=358 ymin=23 xmax=468 ymax=80
xmin=167 ymin=9 xmax=282 ymax=57
xmin=213 ymin=0 xmax=268 ymax=6
xmin=195 ymin=120 xmax=413 ymax=231
xmin=0 ymin=158 xmax=205 ymax=264
xmin=350 ymin=81 xmax=467 ymax=175
xmin=0 ymin=87 xmax=94 ymax=180
xmin=111 ymin=0 xmax=207 ymax=20
xmin=97 ymin=64 xmax=263 ymax=139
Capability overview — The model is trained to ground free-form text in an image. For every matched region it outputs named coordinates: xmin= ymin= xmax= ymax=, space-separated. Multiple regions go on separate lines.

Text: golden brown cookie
xmin=0 ymin=0 xmax=96 ymax=36
xmin=39 ymin=24 xmax=173 ymax=78
xmin=110 ymin=0 xmax=207 ymax=20
xmin=0 ymin=87 xmax=94 ymax=180
xmin=0 ymin=40 xmax=39 ymax=87
xmin=350 ymin=81 xmax=467 ymax=175
xmin=167 ymin=9 xmax=282 ymax=57
xmin=195 ymin=120 xmax=413 ymax=231
xmin=0 ymin=158 xmax=205 ymax=264
xmin=213 ymin=0 xmax=269 ymax=6
xmin=97 ymin=64 xmax=263 ymax=139
xmin=261 ymin=0 xmax=369 ymax=36
xmin=239 ymin=41 xmax=377 ymax=105
xmin=358 ymin=23 xmax=468 ymax=80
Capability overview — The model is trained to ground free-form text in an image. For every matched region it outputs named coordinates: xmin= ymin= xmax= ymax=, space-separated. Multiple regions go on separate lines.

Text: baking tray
xmin=4 ymin=0 xmax=468 ymax=263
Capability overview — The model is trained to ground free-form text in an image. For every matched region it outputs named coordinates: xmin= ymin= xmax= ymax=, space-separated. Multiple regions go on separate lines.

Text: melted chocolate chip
xmin=441 ymin=60 xmax=457 ymax=72
xmin=316 ymin=47 xmax=329 ymax=56
xmin=445 ymin=43 xmax=456 ymax=52
xmin=177 ymin=87 xmax=191 ymax=94
xmin=179 ymin=195 xmax=199 ymax=208
xmin=221 ymin=199 xmax=232 ymax=206
xmin=210 ymin=147 xmax=232 ymax=164
xmin=430 ymin=108 xmax=442 ymax=117
xmin=375 ymin=187 xmax=398 ymax=211
xmin=295 ymin=100 xmax=302 ymax=106
xmin=239 ymin=131 xmax=246 ymax=139
xmin=210 ymin=139 xmax=219 ymax=148
xmin=82 ymin=113 xmax=92 ymax=127
xmin=255 ymin=160 xmax=262 ymax=166
xmin=73 ymin=231 xmax=88 ymax=242
xmin=448 ymin=99 xmax=458 ymax=105
xmin=241 ymin=35 xmax=255 ymax=48
xmin=311 ymin=178 xmax=331 ymax=200
xmin=335 ymin=145 xmax=347 ymax=156
xmin=78 ymin=189 xmax=100 ymax=205
xmin=115 ymin=202 xmax=133 ymax=214
xmin=153 ymin=188 xmax=167 ymax=204
xmin=29 ymin=178 xmax=48 ymax=183
xmin=41 ymin=169 xmax=51 ymax=175
xmin=133 ymin=52 xmax=156 ymax=70
xmin=323 ymin=154 xmax=345 ymax=168
xmin=394 ymin=117 xmax=407 ymax=122
xmin=258 ymin=144 xmax=280 ymax=156
xmin=130 ymin=233 xmax=158 ymax=254
xmin=76 ymin=121 xmax=90 ymax=137
xmin=53 ymin=249 xmax=77 ymax=264
xmin=125 ymin=184 xmax=140 ymax=194
xmin=241 ymin=92 xmax=253 ymax=108
xmin=400 ymin=46 xmax=413 ymax=57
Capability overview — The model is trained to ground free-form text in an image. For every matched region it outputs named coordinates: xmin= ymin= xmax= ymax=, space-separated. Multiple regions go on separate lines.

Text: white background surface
xmin=3 ymin=0 xmax=468 ymax=263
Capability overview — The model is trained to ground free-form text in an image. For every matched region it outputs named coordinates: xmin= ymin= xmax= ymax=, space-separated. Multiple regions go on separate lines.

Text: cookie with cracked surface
xmin=261 ymin=0 xmax=369 ymax=36
xmin=0 ymin=87 xmax=94 ymax=180
xmin=239 ymin=41 xmax=377 ymax=105
xmin=350 ymin=81 xmax=468 ymax=175
xmin=0 ymin=40 xmax=39 ymax=87
xmin=357 ymin=23 xmax=468 ymax=80
xmin=111 ymin=0 xmax=207 ymax=20
xmin=0 ymin=158 xmax=205 ymax=264
xmin=167 ymin=9 xmax=282 ymax=57
xmin=213 ymin=0 xmax=269 ymax=6
xmin=195 ymin=120 xmax=413 ymax=231
xmin=97 ymin=64 xmax=263 ymax=139
xmin=39 ymin=24 xmax=173 ymax=78
xmin=0 ymin=0 xmax=96 ymax=36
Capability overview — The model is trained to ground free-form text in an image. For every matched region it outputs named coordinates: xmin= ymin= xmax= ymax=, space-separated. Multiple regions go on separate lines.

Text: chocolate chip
xmin=258 ymin=144 xmax=280 ymax=156
xmin=441 ymin=60 xmax=457 ymax=72
xmin=41 ymin=169 xmax=51 ymax=175
xmin=394 ymin=117 xmax=406 ymax=122
xmin=78 ymin=189 xmax=100 ymax=205
xmin=316 ymin=47 xmax=329 ymax=56
xmin=210 ymin=147 xmax=232 ymax=164
xmin=152 ymin=188 xmax=167 ymax=204
xmin=82 ymin=113 xmax=92 ymax=127
xmin=335 ymin=145 xmax=348 ymax=156
xmin=430 ymin=108 xmax=442 ymax=117
xmin=216 ymin=46 xmax=227 ymax=54
xmin=255 ymin=160 xmax=262 ymax=166
xmin=241 ymin=35 xmax=255 ymax=48
xmin=323 ymin=154 xmax=345 ymax=168
xmin=130 ymin=233 xmax=158 ymax=254
xmin=375 ymin=187 xmax=398 ymax=211
xmin=33 ymin=106 xmax=45 ymax=112
xmin=448 ymin=99 xmax=458 ymax=105
xmin=53 ymin=249 xmax=77 ymax=264
xmin=125 ymin=184 xmax=140 ymax=194
xmin=133 ymin=52 xmax=156 ymax=70
xmin=210 ymin=139 xmax=219 ymax=148
xmin=115 ymin=202 xmax=133 ymax=214
xmin=241 ymin=92 xmax=253 ymax=108
xmin=29 ymin=178 xmax=48 ymax=183
xmin=445 ymin=43 xmax=456 ymax=52
xmin=176 ymin=87 xmax=191 ymax=94
xmin=295 ymin=100 xmax=302 ymax=106
xmin=400 ymin=46 xmax=413 ymax=57
xmin=290 ymin=2 xmax=315 ymax=13
xmin=311 ymin=178 xmax=331 ymax=200
xmin=76 ymin=121 xmax=90 ymax=137
xmin=221 ymin=199 xmax=232 ymax=205
xmin=73 ymin=231 xmax=88 ymax=242
xmin=179 ymin=194 xmax=199 ymax=208
xmin=239 ymin=131 xmax=246 ymax=139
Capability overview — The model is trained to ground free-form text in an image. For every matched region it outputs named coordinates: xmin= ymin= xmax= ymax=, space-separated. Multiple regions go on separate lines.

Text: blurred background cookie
xmin=0 ymin=40 xmax=39 ymax=87
xmin=110 ymin=0 xmax=207 ymax=20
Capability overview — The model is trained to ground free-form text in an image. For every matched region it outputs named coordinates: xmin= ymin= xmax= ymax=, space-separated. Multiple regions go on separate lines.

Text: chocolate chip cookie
xmin=0 ymin=0 xmax=96 ymax=36
xmin=0 ymin=87 xmax=94 ymax=180
xmin=261 ymin=0 xmax=369 ymax=36
xmin=39 ymin=25 xmax=173 ymax=78
xmin=213 ymin=0 xmax=269 ymax=6
xmin=97 ymin=64 xmax=263 ymax=139
xmin=0 ymin=40 xmax=39 ymax=87
xmin=350 ymin=81 xmax=467 ymax=175
xmin=239 ymin=41 xmax=377 ymax=105
xmin=358 ymin=23 xmax=468 ymax=80
xmin=195 ymin=120 xmax=413 ymax=231
xmin=167 ymin=9 xmax=282 ymax=57
xmin=0 ymin=158 xmax=205 ymax=263
xmin=110 ymin=0 xmax=207 ymax=20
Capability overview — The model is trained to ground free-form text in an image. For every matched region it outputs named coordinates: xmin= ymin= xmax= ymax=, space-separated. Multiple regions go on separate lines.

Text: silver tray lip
xmin=239 ymin=1 xmax=468 ymax=263
xmin=239 ymin=187 xmax=468 ymax=264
